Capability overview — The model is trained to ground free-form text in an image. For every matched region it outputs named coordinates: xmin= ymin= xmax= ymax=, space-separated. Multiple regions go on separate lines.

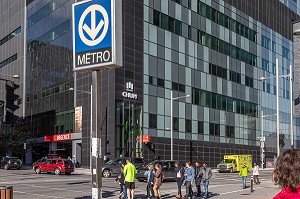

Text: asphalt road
xmin=0 ymin=168 xmax=280 ymax=199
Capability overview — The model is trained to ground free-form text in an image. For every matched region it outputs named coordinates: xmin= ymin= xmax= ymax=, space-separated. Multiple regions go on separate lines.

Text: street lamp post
xmin=276 ymin=59 xmax=280 ymax=158
xmin=170 ymin=91 xmax=190 ymax=161
xmin=260 ymin=58 xmax=293 ymax=157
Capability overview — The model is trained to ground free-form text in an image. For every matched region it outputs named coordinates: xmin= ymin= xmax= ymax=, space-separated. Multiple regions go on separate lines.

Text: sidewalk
xmin=74 ymin=167 xmax=92 ymax=175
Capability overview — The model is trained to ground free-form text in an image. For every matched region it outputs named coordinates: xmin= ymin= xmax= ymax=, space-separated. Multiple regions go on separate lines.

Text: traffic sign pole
xmin=91 ymin=70 xmax=102 ymax=199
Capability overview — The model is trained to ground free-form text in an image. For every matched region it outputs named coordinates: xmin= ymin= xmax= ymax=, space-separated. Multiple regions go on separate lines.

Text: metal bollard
xmin=0 ymin=186 xmax=13 ymax=199
xmin=250 ymin=176 xmax=254 ymax=193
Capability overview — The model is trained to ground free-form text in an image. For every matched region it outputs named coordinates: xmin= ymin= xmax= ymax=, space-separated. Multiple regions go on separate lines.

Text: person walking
xmin=194 ymin=161 xmax=202 ymax=197
xmin=274 ymin=149 xmax=300 ymax=198
xmin=253 ymin=162 xmax=260 ymax=185
xmin=175 ymin=161 xmax=185 ymax=199
xmin=200 ymin=162 xmax=212 ymax=199
xmin=239 ymin=163 xmax=248 ymax=189
xmin=123 ymin=158 xmax=137 ymax=199
xmin=153 ymin=163 xmax=163 ymax=199
xmin=183 ymin=162 xmax=195 ymax=199
xmin=115 ymin=164 xmax=126 ymax=199
xmin=146 ymin=164 xmax=155 ymax=199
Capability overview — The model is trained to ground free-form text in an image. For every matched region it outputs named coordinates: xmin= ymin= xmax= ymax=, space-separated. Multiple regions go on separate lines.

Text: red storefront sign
xmin=44 ymin=133 xmax=72 ymax=142
xmin=142 ymin=135 xmax=150 ymax=143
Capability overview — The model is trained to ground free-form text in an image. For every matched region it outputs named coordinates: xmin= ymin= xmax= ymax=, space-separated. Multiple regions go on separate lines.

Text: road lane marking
xmin=14 ymin=191 xmax=67 ymax=199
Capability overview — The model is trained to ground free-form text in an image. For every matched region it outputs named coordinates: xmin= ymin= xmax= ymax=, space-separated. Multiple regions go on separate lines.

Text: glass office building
xmin=14 ymin=0 xmax=300 ymax=167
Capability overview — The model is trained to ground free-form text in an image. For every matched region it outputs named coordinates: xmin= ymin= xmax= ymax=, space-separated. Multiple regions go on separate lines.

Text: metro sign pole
xmin=72 ymin=0 xmax=122 ymax=198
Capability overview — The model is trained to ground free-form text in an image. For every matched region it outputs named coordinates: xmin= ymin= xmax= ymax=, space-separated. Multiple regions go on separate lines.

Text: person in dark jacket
xmin=115 ymin=164 xmax=126 ymax=199
xmin=146 ymin=164 xmax=155 ymax=199
xmin=175 ymin=162 xmax=185 ymax=199
xmin=194 ymin=161 xmax=202 ymax=197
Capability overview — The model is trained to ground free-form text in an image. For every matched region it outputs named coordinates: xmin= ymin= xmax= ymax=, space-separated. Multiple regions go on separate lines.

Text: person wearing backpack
xmin=175 ymin=161 xmax=185 ymax=199
xmin=153 ymin=163 xmax=163 ymax=199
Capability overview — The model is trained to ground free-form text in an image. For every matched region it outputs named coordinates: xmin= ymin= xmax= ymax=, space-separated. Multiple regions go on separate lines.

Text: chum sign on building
xmin=72 ymin=0 xmax=122 ymax=71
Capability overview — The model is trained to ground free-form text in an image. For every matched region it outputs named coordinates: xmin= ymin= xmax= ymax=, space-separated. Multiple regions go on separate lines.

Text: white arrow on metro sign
xmin=72 ymin=0 xmax=122 ymax=71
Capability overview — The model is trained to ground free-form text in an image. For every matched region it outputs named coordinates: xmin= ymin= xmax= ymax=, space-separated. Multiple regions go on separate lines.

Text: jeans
xmin=195 ymin=178 xmax=201 ymax=196
xmin=242 ymin=176 xmax=247 ymax=188
xmin=254 ymin=175 xmax=260 ymax=184
xmin=176 ymin=179 xmax=183 ymax=195
xmin=203 ymin=180 xmax=209 ymax=198
xmin=147 ymin=183 xmax=154 ymax=198
xmin=123 ymin=185 xmax=127 ymax=199
xmin=185 ymin=181 xmax=193 ymax=197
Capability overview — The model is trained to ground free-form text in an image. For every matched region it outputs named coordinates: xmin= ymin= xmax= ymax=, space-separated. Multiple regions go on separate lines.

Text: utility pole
xmin=91 ymin=71 xmax=102 ymax=199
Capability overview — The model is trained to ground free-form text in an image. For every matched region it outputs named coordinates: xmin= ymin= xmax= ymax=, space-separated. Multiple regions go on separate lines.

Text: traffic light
xmin=279 ymin=134 xmax=285 ymax=148
xmin=5 ymin=81 xmax=19 ymax=124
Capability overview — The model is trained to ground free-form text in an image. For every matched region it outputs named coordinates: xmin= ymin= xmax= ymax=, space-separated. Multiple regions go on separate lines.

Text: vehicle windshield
xmin=64 ymin=160 xmax=73 ymax=165
xmin=134 ymin=158 xmax=144 ymax=164
xmin=221 ymin=159 xmax=233 ymax=163
xmin=106 ymin=160 xmax=115 ymax=165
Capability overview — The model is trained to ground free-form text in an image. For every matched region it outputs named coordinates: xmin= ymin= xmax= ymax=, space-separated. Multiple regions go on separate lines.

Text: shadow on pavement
xmin=66 ymin=181 xmax=90 ymax=185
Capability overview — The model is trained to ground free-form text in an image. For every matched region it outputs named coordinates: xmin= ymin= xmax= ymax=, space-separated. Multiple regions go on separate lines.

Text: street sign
xmin=72 ymin=0 xmax=122 ymax=71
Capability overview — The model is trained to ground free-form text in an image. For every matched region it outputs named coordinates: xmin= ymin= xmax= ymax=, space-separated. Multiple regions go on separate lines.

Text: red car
xmin=33 ymin=158 xmax=74 ymax=175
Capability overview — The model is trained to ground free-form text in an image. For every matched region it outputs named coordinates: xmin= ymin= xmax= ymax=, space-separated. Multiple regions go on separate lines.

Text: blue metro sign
xmin=72 ymin=0 xmax=122 ymax=71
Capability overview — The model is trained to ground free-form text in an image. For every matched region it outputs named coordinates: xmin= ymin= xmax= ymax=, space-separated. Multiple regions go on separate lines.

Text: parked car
xmin=32 ymin=158 xmax=48 ymax=168
xmin=102 ymin=157 xmax=145 ymax=178
xmin=33 ymin=158 xmax=74 ymax=175
xmin=136 ymin=160 xmax=177 ymax=182
xmin=0 ymin=157 xmax=22 ymax=170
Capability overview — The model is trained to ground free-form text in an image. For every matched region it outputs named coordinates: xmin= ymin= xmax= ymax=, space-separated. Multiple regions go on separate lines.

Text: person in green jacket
xmin=123 ymin=158 xmax=137 ymax=199
xmin=239 ymin=163 xmax=249 ymax=189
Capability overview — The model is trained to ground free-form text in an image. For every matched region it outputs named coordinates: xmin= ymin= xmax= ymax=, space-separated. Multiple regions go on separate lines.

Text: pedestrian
xmin=115 ymin=164 xmax=126 ymax=199
xmin=72 ymin=156 xmax=76 ymax=165
xmin=146 ymin=164 xmax=155 ymax=199
xmin=253 ymin=162 xmax=260 ymax=185
xmin=274 ymin=149 xmax=300 ymax=198
xmin=123 ymin=158 xmax=137 ymax=199
xmin=194 ymin=161 xmax=202 ymax=197
xmin=175 ymin=161 xmax=185 ymax=199
xmin=183 ymin=162 xmax=195 ymax=199
xmin=153 ymin=163 xmax=163 ymax=199
xmin=239 ymin=163 xmax=248 ymax=189
xmin=200 ymin=162 xmax=212 ymax=199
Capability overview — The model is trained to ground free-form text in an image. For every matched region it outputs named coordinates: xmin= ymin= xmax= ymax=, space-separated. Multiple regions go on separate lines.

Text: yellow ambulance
xmin=217 ymin=155 xmax=252 ymax=173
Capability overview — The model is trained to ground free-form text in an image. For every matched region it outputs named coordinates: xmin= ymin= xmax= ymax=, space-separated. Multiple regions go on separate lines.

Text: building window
xmin=0 ymin=54 xmax=17 ymax=69
xmin=261 ymin=36 xmax=270 ymax=49
xmin=226 ymin=125 xmax=235 ymax=138
xmin=149 ymin=76 xmax=153 ymax=85
xmin=172 ymin=82 xmax=178 ymax=90
xmin=185 ymin=119 xmax=192 ymax=133
xmin=157 ymin=78 xmax=165 ymax=87
xmin=173 ymin=117 xmax=179 ymax=131
xmin=153 ymin=10 xmax=160 ymax=26
xmin=179 ymin=84 xmax=185 ymax=92
xmin=149 ymin=114 xmax=157 ymax=129
xmin=198 ymin=121 xmax=204 ymax=134
xmin=0 ymin=27 xmax=21 ymax=46
xmin=209 ymin=123 xmax=220 ymax=136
